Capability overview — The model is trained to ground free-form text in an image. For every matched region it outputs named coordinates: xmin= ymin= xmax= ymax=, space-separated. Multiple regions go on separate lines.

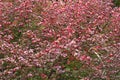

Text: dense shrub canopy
xmin=0 ymin=0 xmax=120 ymax=80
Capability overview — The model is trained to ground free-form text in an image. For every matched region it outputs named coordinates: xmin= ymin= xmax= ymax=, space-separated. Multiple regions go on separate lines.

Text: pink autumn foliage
xmin=0 ymin=0 xmax=120 ymax=79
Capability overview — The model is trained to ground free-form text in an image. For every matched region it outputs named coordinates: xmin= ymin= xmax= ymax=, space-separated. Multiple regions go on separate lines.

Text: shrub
xmin=0 ymin=0 xmax=120 ymax=80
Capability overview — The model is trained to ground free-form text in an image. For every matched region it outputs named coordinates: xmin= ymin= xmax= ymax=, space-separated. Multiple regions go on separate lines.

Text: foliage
xmin=0 ymin=0 xmax=120 ymax=80
xmin=113 ymin=0 xmax=120 ymax=7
